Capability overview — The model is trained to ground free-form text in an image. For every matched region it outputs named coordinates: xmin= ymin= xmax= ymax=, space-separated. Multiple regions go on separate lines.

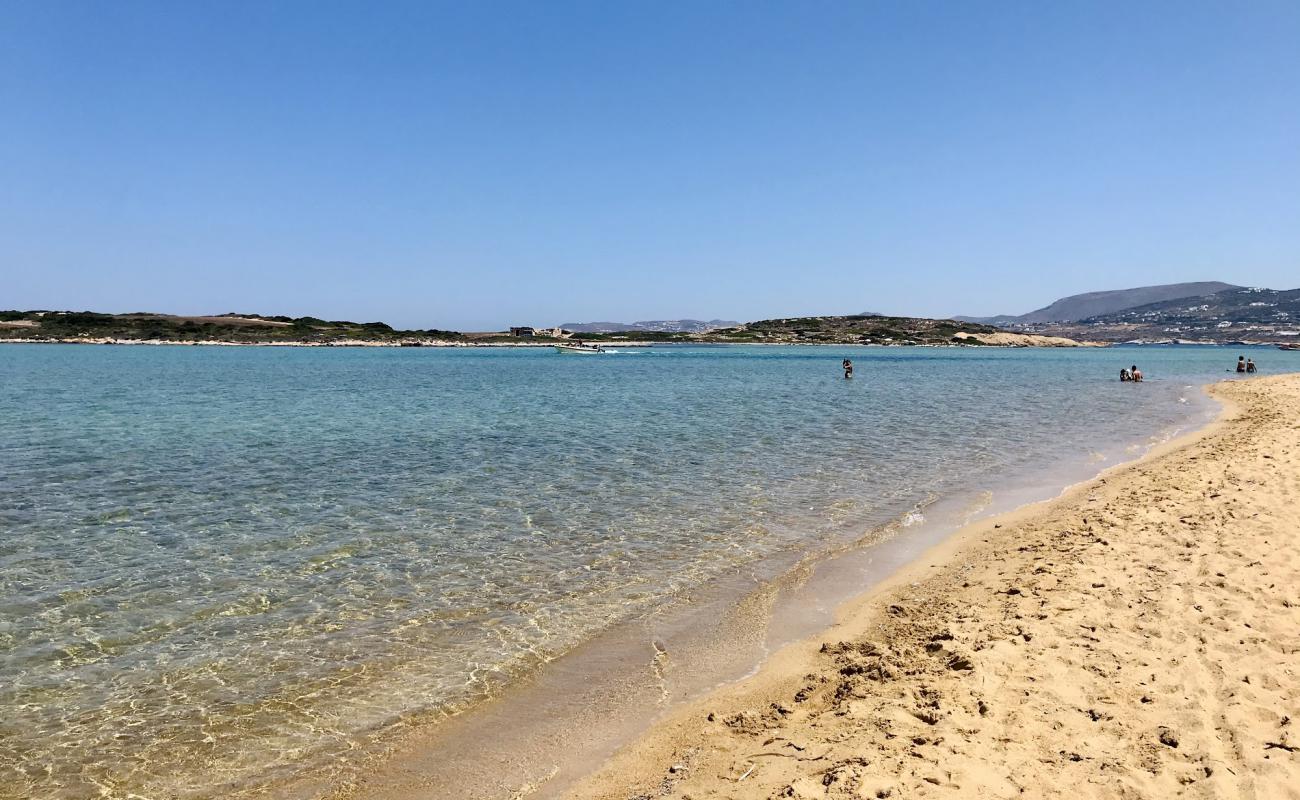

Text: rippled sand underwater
xmin=0 ymin=343 xmax=1256 ymax=798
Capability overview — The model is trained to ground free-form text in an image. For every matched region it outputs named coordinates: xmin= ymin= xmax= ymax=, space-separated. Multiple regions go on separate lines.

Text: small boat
xmin=554 ymin=343 xmax=606 ymax=354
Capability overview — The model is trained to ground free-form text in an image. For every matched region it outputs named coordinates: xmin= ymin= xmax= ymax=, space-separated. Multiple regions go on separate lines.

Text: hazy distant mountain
xmin=560 ymin=319 xmax=739 ymax=333
xmin=957 ymin=282 xmax=1241 ymax=325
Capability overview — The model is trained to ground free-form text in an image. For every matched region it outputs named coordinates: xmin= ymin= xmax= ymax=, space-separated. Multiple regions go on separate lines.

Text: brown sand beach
xmin=567 ymin=374 xmax=1300 ymax=799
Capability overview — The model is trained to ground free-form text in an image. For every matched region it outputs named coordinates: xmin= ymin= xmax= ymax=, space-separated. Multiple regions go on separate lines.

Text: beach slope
xmin=570 ymin=374 xmax=1300 ymax=799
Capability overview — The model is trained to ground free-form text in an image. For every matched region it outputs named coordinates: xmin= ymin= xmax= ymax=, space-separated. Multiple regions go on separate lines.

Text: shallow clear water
xmin=0 ymin=343 xmax=1282 ymax=798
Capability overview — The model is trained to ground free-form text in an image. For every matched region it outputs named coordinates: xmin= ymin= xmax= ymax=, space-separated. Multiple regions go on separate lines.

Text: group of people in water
xmin=1121 ymin=355 xmax=1260 ymax=382
xmin=845 ymin=356 xmax=1259 ymax=383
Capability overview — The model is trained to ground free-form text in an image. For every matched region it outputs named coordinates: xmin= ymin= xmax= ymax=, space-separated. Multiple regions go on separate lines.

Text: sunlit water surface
xmin=0 ymin=343 xmax=1280 ymax=798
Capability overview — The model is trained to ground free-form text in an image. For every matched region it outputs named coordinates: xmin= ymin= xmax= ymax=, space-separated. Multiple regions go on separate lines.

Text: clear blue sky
xmin=3 ymin=1 xmax=1298 ymax=330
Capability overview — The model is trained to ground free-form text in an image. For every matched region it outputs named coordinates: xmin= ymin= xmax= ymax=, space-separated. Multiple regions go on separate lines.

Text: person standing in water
xmin=843 ymin=358 xmax=853 ymax=379
xmin=1130 ymin=365 xmax=1143 ymax=382
xmin=1237 ymin=355 xmax=1247 ymax=373
xmin=1247 ymin=358 xmax=1257 ymax=373
xmin=1120 ymin=368 xmax=1130 ymax=382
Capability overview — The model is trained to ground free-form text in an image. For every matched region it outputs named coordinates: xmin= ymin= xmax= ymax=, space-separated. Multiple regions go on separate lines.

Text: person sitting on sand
xmin=1247 ymin=358 xmax=1257 ymax=373
xmin=1130 ymin=365 xmax=1143 ymax=382
xmin=1237 ymin=355 xmax=1247 ymax=373
xmin=842 ymin=358 xmax=853 ymax=379
xmin=1120 ymin=368 xmax=1130 ymax=382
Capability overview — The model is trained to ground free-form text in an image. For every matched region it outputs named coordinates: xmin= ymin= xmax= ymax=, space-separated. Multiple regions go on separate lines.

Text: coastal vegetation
xmin=705 ymin=314 xmax=1009 ymax=345
xmin=0 ymin=309 xmax=1083 ymax=346
xmin=0 ymin=311 xmax=462 ymax=344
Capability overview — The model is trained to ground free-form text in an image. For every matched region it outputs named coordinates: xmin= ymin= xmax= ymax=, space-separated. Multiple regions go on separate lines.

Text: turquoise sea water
xmin=0 ymin=343 xmax=1287 ymax=798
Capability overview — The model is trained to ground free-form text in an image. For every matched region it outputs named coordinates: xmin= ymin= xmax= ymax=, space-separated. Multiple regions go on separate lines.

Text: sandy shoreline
xmin=566 ymin=374 xmax=1300 ymax=799
xmin=289 ymin=384 xmax=1219 ymax=800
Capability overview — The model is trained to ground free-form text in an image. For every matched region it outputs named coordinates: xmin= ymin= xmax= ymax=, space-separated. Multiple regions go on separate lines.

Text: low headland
xmin=564 ymin=374 xmax=1300 ymax=799
xmin=0 ymin=309 xmax=1094 ymax=348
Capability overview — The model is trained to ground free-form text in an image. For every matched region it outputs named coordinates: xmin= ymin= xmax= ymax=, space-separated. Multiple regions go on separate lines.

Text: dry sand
xmin=568 ymin=374 xmax=1300 ymax=800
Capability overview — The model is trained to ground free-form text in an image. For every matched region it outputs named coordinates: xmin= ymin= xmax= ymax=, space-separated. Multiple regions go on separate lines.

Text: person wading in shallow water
xmin=1238 ymin=355 xmax=1247 ymax=373
xmin=1130 ymin=365 xmax=1144 ymax=382
xmin=843 ymin=358 xmax=853 ymax=379
xmin=1247 ymin=358 xmax=1257 ymax=373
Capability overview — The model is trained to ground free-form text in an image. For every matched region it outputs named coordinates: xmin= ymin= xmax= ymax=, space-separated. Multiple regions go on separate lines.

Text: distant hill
xmin=1026 ymin=286 xmax=1300 ymax=343
xmin=560 ymin=319 xmax=739 ymax=333
xmin=958 ymin=282 xmax=1240 ymax=325
xmin=1082 ymin=287 xmax=1300 ymax=325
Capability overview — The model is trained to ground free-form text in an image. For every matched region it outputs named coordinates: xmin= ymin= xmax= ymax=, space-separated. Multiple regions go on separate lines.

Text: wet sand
xmin=568 ymin=374 xmax=1300 ymax=799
